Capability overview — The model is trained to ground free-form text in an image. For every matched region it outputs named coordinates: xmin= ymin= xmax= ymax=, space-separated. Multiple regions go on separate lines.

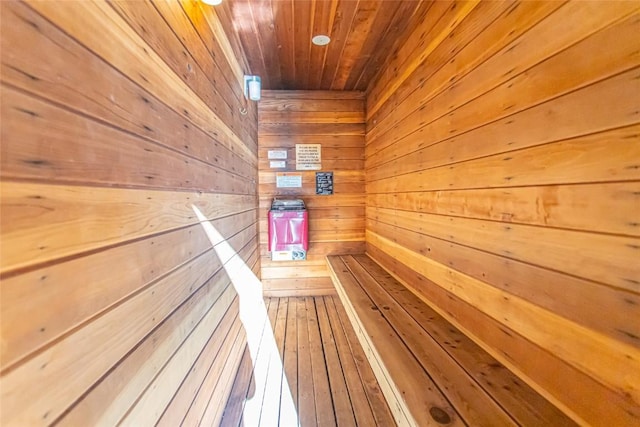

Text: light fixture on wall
xmin=201 ymin=0 xmax=222 ymax=5
xmin=244 ymin=75 xmax=262 ymax=101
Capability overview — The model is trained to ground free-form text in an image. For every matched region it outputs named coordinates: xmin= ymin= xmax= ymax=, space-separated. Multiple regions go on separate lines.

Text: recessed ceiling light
xmin=312 ymin=35 xmax=331 ymax=46
xmin=202 ymin=0 xmax=222 ymax=5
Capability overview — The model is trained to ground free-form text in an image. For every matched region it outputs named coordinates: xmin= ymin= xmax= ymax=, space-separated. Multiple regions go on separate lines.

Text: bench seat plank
xmin=328 ymin=256 xmax=463 ymax=427
xmin=327 ymin=254 xmax=576 ymax=427
xmin=342 ymin=256 xmax=515 ymax=426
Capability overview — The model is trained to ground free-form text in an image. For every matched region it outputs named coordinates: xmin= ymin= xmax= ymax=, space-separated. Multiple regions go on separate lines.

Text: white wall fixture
xmin=244 ymin=75 xmax=262 ymax=101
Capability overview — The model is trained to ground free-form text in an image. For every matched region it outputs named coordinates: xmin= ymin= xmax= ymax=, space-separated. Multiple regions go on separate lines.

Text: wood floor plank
xmin=273 ymin=298 xmax=298 ymax=427
xmin=317 ymin=297 xmax=357 ymax=427
xmin=221 ymin=296 xmax=394 ymax=426
xmin=307 ymin=298 xmax=336 ymax=427
xmin=239 ymin=299 xmax=278 ymax=426
xmin=282 ymin=298 xmax=298 ymax=417
xmin=296 ymin=298 xmax=316 ymax=425
xmin=258 ymin=298 xmax=287 ymax=426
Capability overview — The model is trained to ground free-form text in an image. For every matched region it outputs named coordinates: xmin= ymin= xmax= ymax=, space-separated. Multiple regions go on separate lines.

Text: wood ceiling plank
xmin=250 ymin=0 xmax=282 ymax=89
xmin=320 ymin=0 xmax=359 ymax=89
xmin=309 ymin=0 xmax=338 ymax=89
xmin=293 ymin=0 xmax=313 ymax=90
xmin=227 ymin=1 xmax=266 ymax=85
xmin=273 ymin=0 xmax=295 ymax=88
xmin=331 ymin=0 xmax=381 ymax=90
xmin=225 ymin=0 xmax=437 ymax=90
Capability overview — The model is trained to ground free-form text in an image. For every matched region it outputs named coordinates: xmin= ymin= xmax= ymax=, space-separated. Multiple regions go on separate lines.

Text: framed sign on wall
xmin=316 ymin=172 xmax=333 ymax=195
xmin=295 ymin=144 xmax=321 ymax=170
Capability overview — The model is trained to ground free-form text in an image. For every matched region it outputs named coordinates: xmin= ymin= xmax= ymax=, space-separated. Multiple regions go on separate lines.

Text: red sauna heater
xmin=268 ymin=198 xmax=308 ymax=261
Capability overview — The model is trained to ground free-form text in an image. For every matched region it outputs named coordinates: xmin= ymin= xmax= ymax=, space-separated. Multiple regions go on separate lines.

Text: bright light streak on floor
xmin=192 ymin=205 xmax=299 ymax=426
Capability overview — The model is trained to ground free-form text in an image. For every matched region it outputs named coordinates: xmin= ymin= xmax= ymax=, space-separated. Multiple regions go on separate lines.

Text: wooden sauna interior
xmin=1 ymin=0 xmax=639 ymax=425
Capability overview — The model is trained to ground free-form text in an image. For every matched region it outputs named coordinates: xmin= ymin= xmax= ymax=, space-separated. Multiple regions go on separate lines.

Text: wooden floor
xmin=220 ymin=296 xmax=395 ymax=427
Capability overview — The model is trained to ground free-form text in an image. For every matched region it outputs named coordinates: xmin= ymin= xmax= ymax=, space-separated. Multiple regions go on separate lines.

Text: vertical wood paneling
xmin=364 ymin=2 xmax=640 ymax=425
xmin=258 ymin=91 xmax=366 ymax=296
xmin=223 ymin=0 xmax=424 ymax=91
xmin=0 ymin=0 xmax=258 ymax=425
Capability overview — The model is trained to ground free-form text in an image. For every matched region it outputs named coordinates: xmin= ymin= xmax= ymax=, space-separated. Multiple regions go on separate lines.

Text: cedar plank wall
xmin=0 ymin=1 xmax=259 ymax=425
xmin=258 ymin=91 xmax=366 ymax=296
xmin=364 ymin=1 xmax=640 ymax=425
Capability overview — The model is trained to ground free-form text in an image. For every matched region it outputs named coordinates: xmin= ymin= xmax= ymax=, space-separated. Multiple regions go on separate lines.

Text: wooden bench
xmin=327 ymin=254 xmax=576 ymax=427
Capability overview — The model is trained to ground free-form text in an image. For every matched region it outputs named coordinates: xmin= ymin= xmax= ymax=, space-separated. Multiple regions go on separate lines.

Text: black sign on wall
xmin=315 ymin=172 xmax=333 ymax=195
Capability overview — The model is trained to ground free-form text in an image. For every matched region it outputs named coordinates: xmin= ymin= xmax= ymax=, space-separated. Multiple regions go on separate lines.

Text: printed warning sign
xmin=276 ymin=173 xmax=302 ymax=188
xmin=295 ymin=144 xmax=322 ymax=170
xmin=270 ymin=160 xmax=286 ymax=168
xmin=316 ymin=172 xmax=333 ymax=195
xmin=268 ymin=150 xmax=288 ymax=160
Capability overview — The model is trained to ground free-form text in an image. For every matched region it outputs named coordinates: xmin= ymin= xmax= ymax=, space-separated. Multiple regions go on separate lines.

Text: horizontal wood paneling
xmin=366 ymin=182 xmax=639 ymax=237
xmin=259 ymin=134 xmax=365 ymax=148
xmin=260 ymin=285 xmax=336 ymax=304
xmin=0 ymin=85 xmax=254 ymax=194
xmin=366 ymin=218 xmax=640 ymax=348
xmin=0 ymin=1 xmax=258 ymax=425
xmin=0 ymin=182 xmax=256 ymax=275
xmin=365 ymin=2 xmax=640 ymax=425
xmin=0 ymin=2 xmax=255 ymax=181
xmin=258 ymin=91 xmax=365 ymax=295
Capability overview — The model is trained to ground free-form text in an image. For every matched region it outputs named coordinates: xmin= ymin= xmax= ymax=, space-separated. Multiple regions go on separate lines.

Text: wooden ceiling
xmin=216 ymin=0 xmax=430 ymax=91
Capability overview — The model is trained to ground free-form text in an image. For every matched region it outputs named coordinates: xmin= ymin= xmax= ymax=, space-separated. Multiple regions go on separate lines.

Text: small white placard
xmin=271 ymin=250 xmax=306 ymax=261
xmin=297 ymin=163 xmax=322 ymax=171
xmin=268 ymin=150 xmax=288 ymax=160
xmin=296 ymin=144 xmax=321 ymax=170
xmin=276 ymin=173 xmax=302 ymax=188
xmin=271 ymin=251 xmax=293 ymax=261
xmin=270 ymin=160 xmax=286 ymax=168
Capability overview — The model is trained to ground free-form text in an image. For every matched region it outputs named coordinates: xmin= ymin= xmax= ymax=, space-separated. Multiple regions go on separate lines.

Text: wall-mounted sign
xmin=270 ymin=160 xmax=286 ymax=168
xmin=316 ymin=172 xmax=333 ymax=195
xmin=276 ymin=173 xmax=302 ymax=188
xmin=268 ymin=150 xmax=288 ymax=160
xmin=295 ymin=144 xmax=321 ymax=170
